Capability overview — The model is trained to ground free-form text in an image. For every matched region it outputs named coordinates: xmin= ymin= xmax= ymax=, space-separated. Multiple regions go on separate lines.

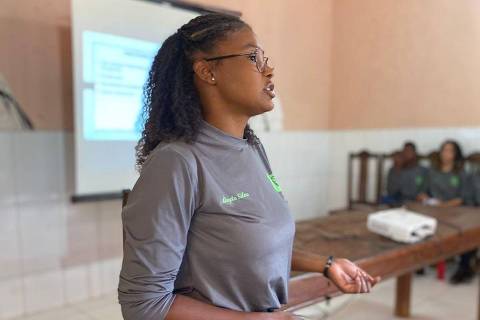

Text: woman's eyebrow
xmin=242 ymin=43 xmax=261 ymax=50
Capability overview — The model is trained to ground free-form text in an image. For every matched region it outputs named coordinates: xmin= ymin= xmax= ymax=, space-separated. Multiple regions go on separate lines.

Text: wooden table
xmin=285 ymin=204 xmax=480 ymax=318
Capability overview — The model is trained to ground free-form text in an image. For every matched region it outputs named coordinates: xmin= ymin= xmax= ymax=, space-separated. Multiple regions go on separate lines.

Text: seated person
xmin=385 ymin=142 xmax=428 ymax=205
xmin=418 ymin=140 xmax=475 ymax=284
xmin=385 ymin=151 xmax=404 ymax=205
xmin=466 ymin=173 xmax=480 ymax=206
xmin=418 ymin=140 xmax=468 ymax=207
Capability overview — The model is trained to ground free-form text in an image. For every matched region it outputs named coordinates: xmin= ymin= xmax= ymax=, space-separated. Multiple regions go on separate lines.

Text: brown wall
xmin=0 ymin=0 xmax=332 ymax=131
xmin=0 ymin=0 xmax=72 ymax=130
xmin=2 ymin=0 xmax=479 ymax=131
xmin=330 ymin=0 xmax=480 ymax=130
xmin=194 ymin=0 xmax=332 ymax=130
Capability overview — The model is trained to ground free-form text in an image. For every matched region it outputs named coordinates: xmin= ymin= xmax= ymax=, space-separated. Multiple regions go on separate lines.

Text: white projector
xmin=367 ymin=208 xmax=437 ymax=243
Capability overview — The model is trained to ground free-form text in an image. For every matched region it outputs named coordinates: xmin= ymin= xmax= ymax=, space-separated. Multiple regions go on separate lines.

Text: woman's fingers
xmin=353 ymin=269 xmax=376 ymax=293
xmin=356 ymin=272 xmax=362 ymax=293
xmin=361 ymin=271 xmax=371 ymax=292
xmin=350 ymin=268 xmax=361 ymax=293
xmin=359 ymin=270 xmax=369 ymax=293
xmin=361 ymin=274 xmax=368 ymax=293
xmin=335 ymin=261 xmax=382 ymax=294
xmin=358 ymin=267 xmax=381 ymax=288
xmin=365 ymin=272 xmax=375 ymax=283
xmin=363 ymin=272 xmax=371 ymax=292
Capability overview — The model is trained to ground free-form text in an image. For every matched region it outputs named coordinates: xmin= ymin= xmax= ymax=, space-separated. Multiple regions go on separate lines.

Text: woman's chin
xmin=255 ymin=104 xmax=274 ymax=116
xmin=262 ymin=99 xmax=275 ymax=112
xmin=246 ymin=99 xmax=274 ymax=117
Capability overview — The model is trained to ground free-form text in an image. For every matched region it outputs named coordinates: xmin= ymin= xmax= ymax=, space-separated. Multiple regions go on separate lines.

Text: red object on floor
xmin=437 ymin=260 xmax=446 ymax=280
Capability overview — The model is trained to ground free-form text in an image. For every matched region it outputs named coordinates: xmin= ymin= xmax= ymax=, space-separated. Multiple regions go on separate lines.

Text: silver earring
xmin=211 ymin=77 xmax=215 ymax=81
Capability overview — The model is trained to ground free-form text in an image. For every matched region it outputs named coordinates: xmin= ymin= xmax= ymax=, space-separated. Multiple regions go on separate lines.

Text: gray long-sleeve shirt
xmin=118 ymin=120 xmax=295 ymax=319
xmin=386 ymin=165 xmax=428 ymax=203
xmin=426 ymin=168 xmax=469 ymax=202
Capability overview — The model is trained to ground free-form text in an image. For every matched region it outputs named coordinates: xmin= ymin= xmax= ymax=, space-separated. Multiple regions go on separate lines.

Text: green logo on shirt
xmin=450 ymin=176 xmax=460 ymax=188
xmin=267 ymin=174 xmax=282 ymax=193
xmin=415 ymin=176 xmax=424 ymax=187
xmin=222 ymin=192 xmax=250 ymax=205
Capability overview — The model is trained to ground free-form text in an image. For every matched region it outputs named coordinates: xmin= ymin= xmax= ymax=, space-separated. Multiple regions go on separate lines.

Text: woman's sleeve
xmin=118 ymin=148 xmax=197 ymax=320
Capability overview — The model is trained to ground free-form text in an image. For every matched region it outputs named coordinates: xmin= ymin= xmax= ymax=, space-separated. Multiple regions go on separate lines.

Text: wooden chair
xmin=345 ymin=150 xmax=441 ymax=211
xmin=466 ymin=153 xmax=480 ymax=173
xmin=418 ymin=151 xmax=439 ymax=168
xmin=346 ymin=150 xmax=386 ymax=210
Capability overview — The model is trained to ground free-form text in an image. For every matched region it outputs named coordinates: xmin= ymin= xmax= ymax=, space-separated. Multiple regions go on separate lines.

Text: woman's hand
xmin=416 ymin=193 xmax=429 ymax=202
xmin=326 ymin=258 xmax=381 ymax=293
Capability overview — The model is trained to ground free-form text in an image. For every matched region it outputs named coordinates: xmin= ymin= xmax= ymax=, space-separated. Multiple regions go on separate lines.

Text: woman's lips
xmin=264 ymin=83 xmax=275 ymax=99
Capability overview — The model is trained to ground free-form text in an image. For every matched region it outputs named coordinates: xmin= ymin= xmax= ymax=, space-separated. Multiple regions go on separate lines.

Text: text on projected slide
xmin=82 ymin=31 xmax=159 ymax=140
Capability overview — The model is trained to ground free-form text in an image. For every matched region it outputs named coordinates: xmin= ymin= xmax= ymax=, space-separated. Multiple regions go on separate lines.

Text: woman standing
xmin=118 ymin=13 xmax=379 ymax=320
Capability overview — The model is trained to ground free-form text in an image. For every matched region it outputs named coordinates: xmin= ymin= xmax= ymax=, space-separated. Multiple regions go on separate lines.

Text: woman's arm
xmin=166 ymin=295 xmax=293 ymax=320
xmin=417 ymin=170 xmax=432 ymax=202
xmin=439 ymin=198 xmax=463 ymax=207
xmin=291 ymin=249 xmax=329 ymax=273
xmin=291 ymin=249 xmax=380 ymax=293
xmin=416 ymin=193 xmax=429 ymax=202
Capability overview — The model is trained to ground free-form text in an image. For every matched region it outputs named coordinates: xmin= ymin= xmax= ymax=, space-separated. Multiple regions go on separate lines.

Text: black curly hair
xmin=436 ymin=139 xmax=465 ymax=172
xmin=136 ymin=13 xmax=260 ymax=170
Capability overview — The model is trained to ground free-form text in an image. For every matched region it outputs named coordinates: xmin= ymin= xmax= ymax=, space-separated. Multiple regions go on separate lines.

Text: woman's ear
xmin=193 ymin=60 xmax=216 ymax=85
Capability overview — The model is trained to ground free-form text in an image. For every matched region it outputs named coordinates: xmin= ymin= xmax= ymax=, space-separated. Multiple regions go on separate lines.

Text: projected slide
xmin=82 ymin=31 xmax=159 ymax=140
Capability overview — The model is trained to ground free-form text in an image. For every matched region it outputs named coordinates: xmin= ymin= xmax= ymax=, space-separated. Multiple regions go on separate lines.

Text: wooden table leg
xmin=395 ymin=273 xmax=412 ymax=317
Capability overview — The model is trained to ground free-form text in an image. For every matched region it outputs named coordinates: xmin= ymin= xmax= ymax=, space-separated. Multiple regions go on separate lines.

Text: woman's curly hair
xmin=434 ymin=139 xmax=465 ymax=173
xmin=136 ymin=13 xmax=259 ymax=170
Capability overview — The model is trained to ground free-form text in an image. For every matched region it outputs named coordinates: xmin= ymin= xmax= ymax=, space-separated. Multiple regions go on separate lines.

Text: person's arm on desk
xmin=439 ymin=198 xmax=463 ymax=207
xmin=417 ymin=193 xmax=429 ymax=202
xmin=291 ymin=250 xmax=381 ymax=294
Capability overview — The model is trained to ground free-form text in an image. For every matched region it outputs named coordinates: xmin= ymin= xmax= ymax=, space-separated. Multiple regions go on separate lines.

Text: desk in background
xmin=286 ymin=204 xmax=480 ymax=318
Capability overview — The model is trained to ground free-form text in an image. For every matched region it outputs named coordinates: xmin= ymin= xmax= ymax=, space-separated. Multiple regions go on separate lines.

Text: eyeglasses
xmin=205 ymin=49 xmax=270 ymax=73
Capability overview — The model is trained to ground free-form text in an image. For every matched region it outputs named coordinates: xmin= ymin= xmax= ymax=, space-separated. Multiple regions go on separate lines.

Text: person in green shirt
xmin=418 ymin=140 xmax=475 ymax=284
xmin=385 ymin=142 xmax=428 ymax=206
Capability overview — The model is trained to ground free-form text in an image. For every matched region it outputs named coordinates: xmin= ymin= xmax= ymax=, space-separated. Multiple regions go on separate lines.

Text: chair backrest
xmin=465 ymin=153 xmax=480 ymax=174
xmin=418 ymin=151 xmax=439 ymax=168
xmin=347 ymin=149 xmax=479 ymax=210
xmin=347 ymin=150 xmax=385 ymax=209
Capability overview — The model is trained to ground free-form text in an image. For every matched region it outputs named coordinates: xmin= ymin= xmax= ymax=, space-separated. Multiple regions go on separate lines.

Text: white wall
xmin=1 ymin=126 xmax=479 ymax=318
xmin=327 ymin=127 xmax=480 ymax=211
xmin=0 ymin=130 xmax=329 ymax=319
xmin=259 ymin=131 xmax=330 ymax=221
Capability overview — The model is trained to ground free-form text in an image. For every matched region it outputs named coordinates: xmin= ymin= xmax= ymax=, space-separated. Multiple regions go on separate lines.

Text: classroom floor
xmin=296 ymin=265 xmax=479 ymax=320
xmin=11 ymin=265 xmax=478 ymax=320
